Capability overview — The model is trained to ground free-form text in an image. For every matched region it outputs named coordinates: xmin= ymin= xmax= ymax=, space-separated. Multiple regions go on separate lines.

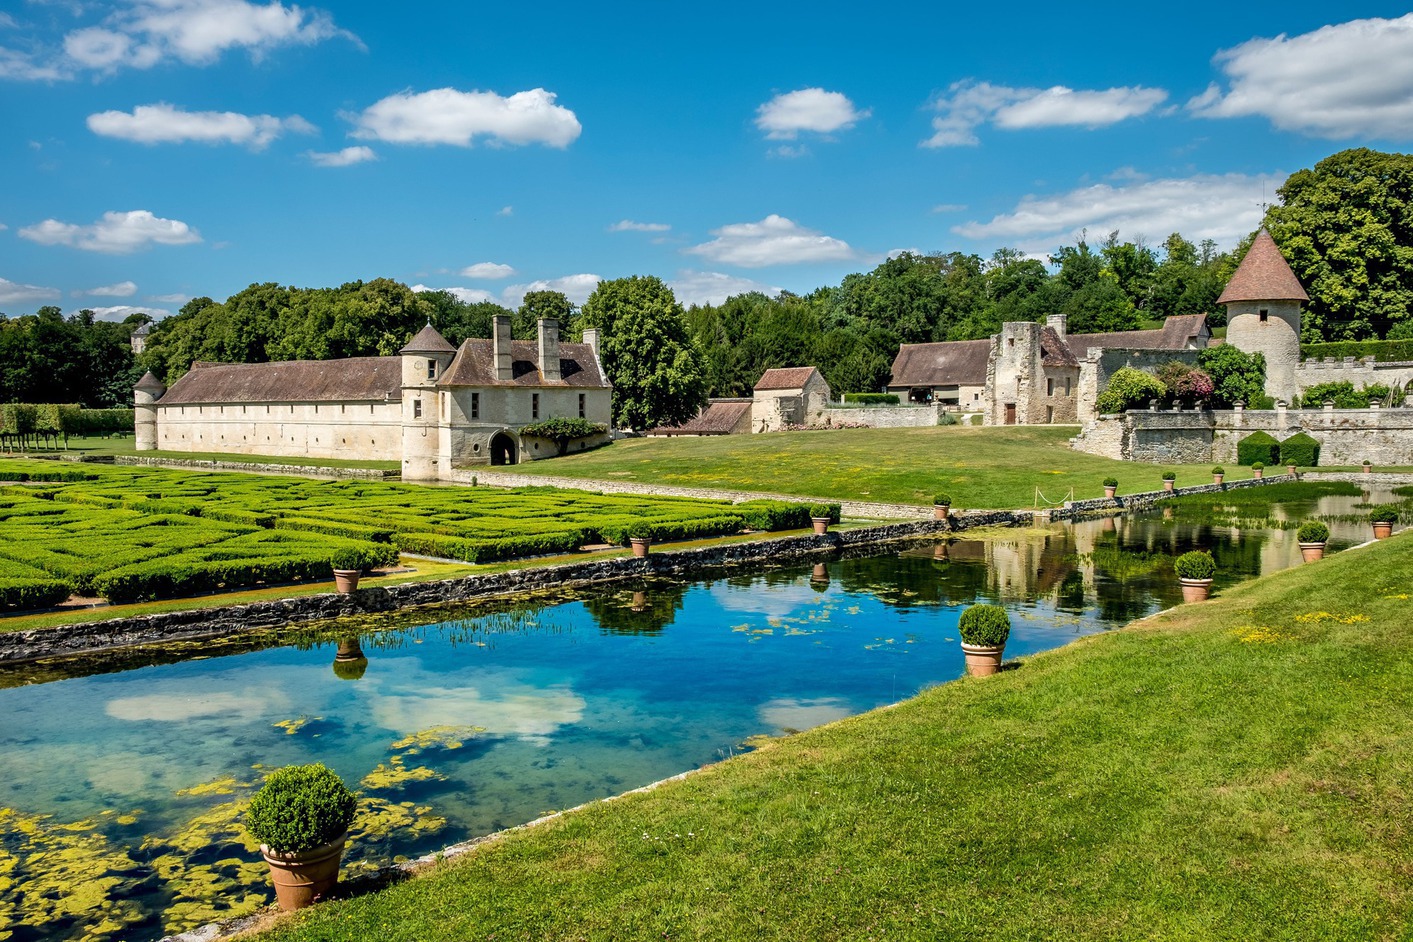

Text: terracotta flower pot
xmin=1364 ymin=465 xmax=1373 ymax=475
xmin=1299 ymin=542 xmax=1325 ymax=562
xmin=812 ymin=517 xmax=831 ymax=535
xmin=960 ymin=642 xmax=1005 ymax=677
xmin=630 ymin=537 xmax=651 ymax=557
xmin=1212 ymin=474 xmax=1224 ymax=485
xmin=933 ymin=505 xmax=950 ymax=520
xmin=1104 ymin=486 xmax=1117 ymax=499
xmin=1180 ymin=578 xmax=1213 ymax=603
xmin=332 ymin=570 xmax=361 ymax=594
xmin=261 ymin=833 xmax=346 ymax=911
xmin=1373 ymin=522 xmax=1393 ymax=540
xmin=1163 ymin=480 xmax=1174 ymax=492
xmin=1253 ymin=468 xmax=1263 ymax=479
xmin=1287 ymin=465 xmax=1297 ymax=476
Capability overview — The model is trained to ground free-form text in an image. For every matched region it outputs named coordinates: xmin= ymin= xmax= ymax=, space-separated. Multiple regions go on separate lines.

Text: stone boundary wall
xmin=818 ymin=404 xmax=944 ymax=429
xmin=113 ymin=455 xmax=397 ymax=480
xmin=1050 ymin=474 xmax=1292 ymax=520
xmin=0 ymin=511 xmax=1029 ymax=665
xmin=448 ymin=469 xmax=933 ymax=520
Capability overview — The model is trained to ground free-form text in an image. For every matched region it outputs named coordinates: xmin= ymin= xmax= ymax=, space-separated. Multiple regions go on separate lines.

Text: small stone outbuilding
xmin=752 ymin=367 xmax=832 ymax=432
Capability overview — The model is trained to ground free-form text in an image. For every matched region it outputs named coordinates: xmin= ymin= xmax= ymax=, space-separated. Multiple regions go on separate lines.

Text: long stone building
xmin=134 ymin=316 xmax=613 ymax=481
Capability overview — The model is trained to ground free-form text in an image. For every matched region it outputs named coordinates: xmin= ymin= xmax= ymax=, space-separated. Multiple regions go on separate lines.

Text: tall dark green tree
xmin=579 ymin=276 xmax=708 ymax=430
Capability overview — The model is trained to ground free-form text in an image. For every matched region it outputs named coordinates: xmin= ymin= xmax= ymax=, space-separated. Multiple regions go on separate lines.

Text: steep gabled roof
xmin=1067 ymin=314 xmax=1208 ymax=354
xmin=399 ymin=323 xmax=456 ymax=355
xmin=439 ymin=339 xmax=609 ymax=388
xmin=1040 ymin=326 xmax=1078 ymax=367
xmin=754 ymin=367 xmax=822 ymax=391
xmin=1217 ymin=230 xmax=1309 ymax=304
xmin=134 ymin=371 xmax=166 ymax=394
xmin=888 ymin=338 xmax=991 ymax=387
xmin=160 ymin=358 xmax=403 ymax=404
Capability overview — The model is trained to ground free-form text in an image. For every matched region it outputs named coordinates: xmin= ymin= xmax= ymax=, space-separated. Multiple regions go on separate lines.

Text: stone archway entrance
xmin=490 ymin=432 xmax=517 ymax=466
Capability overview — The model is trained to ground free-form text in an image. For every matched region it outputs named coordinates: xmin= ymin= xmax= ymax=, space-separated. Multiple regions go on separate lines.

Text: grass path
xmin=257 ymin=534 xmax=1413 ymax=942
xmin=507 ymin=426 xmax=1258 ymax=507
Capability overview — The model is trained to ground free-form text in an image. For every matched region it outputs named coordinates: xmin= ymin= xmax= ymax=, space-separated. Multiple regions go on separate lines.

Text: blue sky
xmin=3 ymin=1 xmax=1413 ymax=320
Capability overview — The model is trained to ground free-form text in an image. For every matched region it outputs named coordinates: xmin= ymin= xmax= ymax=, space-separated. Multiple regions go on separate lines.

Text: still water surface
xmin=0 ymin=484 xmax=1396 ymax=940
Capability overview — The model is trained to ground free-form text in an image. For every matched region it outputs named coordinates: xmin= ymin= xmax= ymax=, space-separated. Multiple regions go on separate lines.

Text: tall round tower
xmin=1219 ymin=230 xmax=1309 ymax=404
xmin=133 ymin=371 xmax=166 ymax=451
xmin=399 ymin=323 xmax=457 ymax=481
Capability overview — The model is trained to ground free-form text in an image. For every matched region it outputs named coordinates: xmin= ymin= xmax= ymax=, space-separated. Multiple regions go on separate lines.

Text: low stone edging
xmin=1051 ymin=473 xmax=1295 ymax=520
xmin=113 ymin=455 xmax=396 ymax=480
xmin=0 ymin=510 xmax=1029 ymax=666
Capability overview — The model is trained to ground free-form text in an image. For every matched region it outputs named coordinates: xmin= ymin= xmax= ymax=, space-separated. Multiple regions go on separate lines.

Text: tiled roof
xmin=439 ymin=339 xmax=608 ymax=388
xmin=399 ymin=322 xmax=456 ymax=354
xmin=649 ymin=400 xmax=752 ymax=435
xmin=1067 ymin=314 xmax=1208 ymax=354
xmin=161 ymin=358 xmax=403 ymax=404
xmin=888 ymin=338 xmax=991 ymax=387
xmin=1217 ymin=230 xmax=1309 ymax=304
xmin=133 ymin=371 xmax=166 ymax=393
xmin=1040 ymin=326 xmax=1078 ymax=367
xmin=754 ymin=367 xmax=821 ymax=391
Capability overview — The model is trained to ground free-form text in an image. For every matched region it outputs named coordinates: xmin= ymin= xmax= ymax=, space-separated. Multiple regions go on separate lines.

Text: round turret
xmin=1221 ymin=231 xmax=1308 ymax=404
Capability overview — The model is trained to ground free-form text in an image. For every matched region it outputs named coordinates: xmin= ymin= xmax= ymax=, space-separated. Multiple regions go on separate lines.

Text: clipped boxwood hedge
xmin=1236 ymin=431 xmax=1281 ymax=467
xmin=1280 ymin=433 xmax=1321 ymax=468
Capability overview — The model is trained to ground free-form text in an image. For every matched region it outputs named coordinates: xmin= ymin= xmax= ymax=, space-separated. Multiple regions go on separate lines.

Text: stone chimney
xmin=493 ymin=314 xmax=513 ymax=381
xmin=1046 ymin=313 xmax=1067 ymax=337
xmin=582 ymin=328 xmax=601 ymax=358
xmin=538 ymin=318 xmax=561 ymax=382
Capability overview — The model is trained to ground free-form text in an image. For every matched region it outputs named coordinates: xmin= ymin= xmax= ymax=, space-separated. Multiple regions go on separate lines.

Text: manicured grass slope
xmin=263 ymin=536 xmax=1413 ymax=941
xmin=509 ymin=426 xmax=1260 ymax=507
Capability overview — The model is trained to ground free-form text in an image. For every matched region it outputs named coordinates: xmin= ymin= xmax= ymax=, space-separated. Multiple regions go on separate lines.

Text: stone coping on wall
xmin=113 ymin=455 xmax=397 ymax=480
xmin=0 ymin=510 xmax=1029 ymax=666
xmin=1050 ymin=473 xmax=1295 ymax=520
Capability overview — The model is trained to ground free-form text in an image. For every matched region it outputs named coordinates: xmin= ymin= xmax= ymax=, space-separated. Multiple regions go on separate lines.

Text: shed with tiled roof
xmin=752 ymin=366 xmax=832 ymax=431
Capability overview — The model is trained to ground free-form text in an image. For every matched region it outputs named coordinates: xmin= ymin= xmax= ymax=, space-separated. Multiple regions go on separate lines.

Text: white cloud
xmin=608 ymin=220 xmax=670 ymax=233
xmin=667 ymin=270 xmax=782 ymax=307
xmin=953 ymin=172 xmax=1285 ymax=252
xmin=930 ymin=203 xmax=967 ymax=214
xmin=769 ymin=144 xmax=810 ymax=159
xmin=62 ymin=0 xmax=357 ymax=73
xmin=1190 ymin=14 xmax=1413 ymax=140
xmin=149 ymin=292 xmax=190 ymax=303
xmin=349 ymin=87 xmax=581 ymax=148
xmin=83 ymin=304 xmax=174 ymax=321
xmin=0 ymin=13 xmax=16 ymax=29
xmin=685 ymin=214 xmax=858 ymax=268
xmin=79 ymin=280 xmax=138 ymax=297
xmin=87 ymin=102 xmax=314 ymax=148
xmin=755 ymin=88 xmax=869 ymax=140
xmin=459 ymin=262 xmax=515 ymax=279
xmin=0 ymin=277 xmax=61 ymax=305
xmin=306 ymin=145 xmax=376 ymax=167
xmin=411 ymin=284 xmax=499 ymax=305
xmin=501 ymin=274 xmax=601 ymax=308
xmin=497 ymin=205 xmax=513 ymax=216
xmin=924 ymin=80 xmax=1167 ymax=148
xmin=0 ymin=45 xmax=68 ymax=80
xmin=19 ymin=209 xmax=202 ymax=254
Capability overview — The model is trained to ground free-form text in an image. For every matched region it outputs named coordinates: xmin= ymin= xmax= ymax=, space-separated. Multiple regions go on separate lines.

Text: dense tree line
xmin=0 ymin=307 xmax=144 ymax=407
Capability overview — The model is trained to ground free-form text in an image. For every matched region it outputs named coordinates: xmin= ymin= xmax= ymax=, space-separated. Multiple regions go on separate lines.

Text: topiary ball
xmin=245 ymin=763 xmax=357 ymax=854
xmin=958 ymin=603 xmax=1011 ymax=647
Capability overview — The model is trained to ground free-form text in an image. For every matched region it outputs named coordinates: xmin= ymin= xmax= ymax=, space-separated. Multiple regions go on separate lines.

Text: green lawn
xmin=259 ymin=533 xmax=1413 ymax=942
xmin=510 ymin=426 xmax=1261 ymax=507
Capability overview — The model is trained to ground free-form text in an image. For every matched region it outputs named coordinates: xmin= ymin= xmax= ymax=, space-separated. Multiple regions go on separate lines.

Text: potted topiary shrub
xmin=1286 ymin=461 xmax=1297 ymax=476
xmin=1212 ymin=466 xmax=1225 ymax=485
xmin=245 ymin=763 xmax=358 ymax=911
xmin=809 ymin=503 xmax=833 ymax=535
xmin=1161 ymin=470 xmax=1176 ymax=492
xmin=1251 ymin=461 xmax=1265 ymax=480
xmin=1369 ymin=505 xmax=1399 ymax=540
xmin=626 ymin=521 xmax=655 ymax=557
xmin=1363 ymin=459 xmax=1373 ymax=475
xmin=329 ymin=549 xmax=364 ymax=594
xmin=933 ymin=493 xmax=952 ymax=521
xmin=957 ymin=603 xmax=1011 ymax=677
xmin=1174 ymin=550 xmax=1216 ymax=602
xmin=1296 ymin=520 xmax=1329 ymax=562
xmin=1102 ymin=477 xmax=1118 ymax=499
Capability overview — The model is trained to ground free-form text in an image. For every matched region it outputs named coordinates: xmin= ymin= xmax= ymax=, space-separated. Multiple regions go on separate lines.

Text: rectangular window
xmin=1046 ymin=378 xmax=1055 ymax=396
xmin=441 ymin=392 xmax=447 ymax=420
xmin=1065 ymin=377 xmax=1072 ymax=396
xmin=471 ymin=393 xmax=480 ymax=420
xmin=578 ymin=393 xmax=586 ymax=418
xmin=413 ymin=400 xmax=422 ymax=419
xmin=532 ymin=393 xmax=540 ymax=419
xmin=1259 ymin=309 xmax=1269 ymax=323
xmin=427 ymin=359 xmax=437 ymax=380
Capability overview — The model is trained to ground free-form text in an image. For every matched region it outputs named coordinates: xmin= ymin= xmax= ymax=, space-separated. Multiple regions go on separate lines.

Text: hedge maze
xmin=0 ymin=460 xmax=823 ymax=610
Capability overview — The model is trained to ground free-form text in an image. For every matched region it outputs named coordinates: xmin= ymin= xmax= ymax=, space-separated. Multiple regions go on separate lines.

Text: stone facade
xmin=751 ymin=367 xmax=832 ymax=432
xmin=986 ymin=320 xmax=1080 ymax=426
xmin=818 ymin=403 xmax=950 ymax=429
xmin=1292 ymin=356 xmax=1413 ymax=401
xmin=135 ymin=317 xmax=613 ymax=481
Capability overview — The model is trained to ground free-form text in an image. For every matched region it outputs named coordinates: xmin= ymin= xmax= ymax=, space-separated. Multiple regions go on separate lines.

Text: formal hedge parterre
xmin=0 ymin=459 xmax=818 ymax=607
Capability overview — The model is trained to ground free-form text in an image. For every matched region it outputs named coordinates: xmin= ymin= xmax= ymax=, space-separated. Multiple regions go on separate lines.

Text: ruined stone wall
xmin=1293 ymin=357 xmax=1413 ymax=400
xmin=819 ymin=404 xmax=943 ymax=428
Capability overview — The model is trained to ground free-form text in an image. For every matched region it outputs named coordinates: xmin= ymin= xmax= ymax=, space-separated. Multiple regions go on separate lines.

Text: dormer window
xmin=427 ymin=359 xmax=438 ymax=380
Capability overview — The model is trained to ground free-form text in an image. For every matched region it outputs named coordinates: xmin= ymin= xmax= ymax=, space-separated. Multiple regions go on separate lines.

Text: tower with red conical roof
xmin=1219 ymin=230 xmax=1309 ymax=404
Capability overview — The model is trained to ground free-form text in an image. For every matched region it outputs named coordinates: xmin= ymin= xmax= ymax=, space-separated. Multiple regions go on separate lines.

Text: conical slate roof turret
xmin=134 ymin=371 xmax=166 ymax=394
xmin=399 ymin=322 xmax=456 ymax=355
xmin=1217 ymin=230 xmax=1309 ymax=304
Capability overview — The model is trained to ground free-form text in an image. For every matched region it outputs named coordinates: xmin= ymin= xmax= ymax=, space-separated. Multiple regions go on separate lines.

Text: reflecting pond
xmin=0 ymin=481 xmax=1403 ymax=940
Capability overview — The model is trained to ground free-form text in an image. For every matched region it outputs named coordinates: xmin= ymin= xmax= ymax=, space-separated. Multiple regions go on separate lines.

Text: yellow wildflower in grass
xmin=1383 ymin=593 xmax=1410 ymax=601
xmin=1235 ymin=625 xmax=1288 ymax=644
xmin=1293 ymin=612 xmax=1370 ymax=625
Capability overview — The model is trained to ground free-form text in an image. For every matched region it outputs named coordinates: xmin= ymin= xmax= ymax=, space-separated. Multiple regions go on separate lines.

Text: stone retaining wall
xmin=113 ymin=455 xmax=396 ymax=480
xmin=0 ymin=512 xmax=1028 ymax=665
xmin=1051 ymin=474 xmax=1293 ymax=520
xmin=818 ymin=404 xmax=945 ymax=429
